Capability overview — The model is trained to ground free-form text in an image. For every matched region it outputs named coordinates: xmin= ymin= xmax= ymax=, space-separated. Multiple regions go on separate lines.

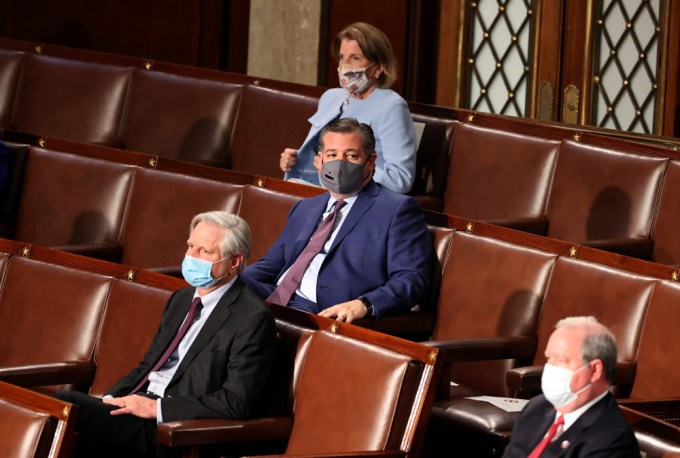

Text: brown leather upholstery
xmin=443 ymin=124 xmax=560 ymax=233
xmin=15 ymin=148 xmax=135 ymax=259
xmin=410 ymin=114 xmax=457 ymax=211
xmin=285 ymin=330 xmax=424 ymax=455
xmin=119 ymin=70 xmax=243 ymax=167
xmin=620 ymin=402 xmax=680 ymax=457
xmin=0 ymin=256 xmax=111 ymax=386
xmin=230 ymin=85 xmax=319 ymax=178
xmin=0 ymin=381 xmax=77 ymax=458
xmin=546 ymin=140 xmax=667 ymax=257
xmin=431 ymin=231 xmax=556 ymax=397
xmin=119 ymin=168 xmax=243 ymax=273
xmin=651 ymin=159 xmax=680 ymax=266
xmin=237 ymin=185 xmax=303 ymax=263
xmin=628 ymin=280 xmax=680 ymax=400
xmin=11 ymin=54 xmax=133 ymax=145
xmin=89 ymin=279 xmax=172 ymax=397
xmin=0 ymin=50 xmax=23 ymax=129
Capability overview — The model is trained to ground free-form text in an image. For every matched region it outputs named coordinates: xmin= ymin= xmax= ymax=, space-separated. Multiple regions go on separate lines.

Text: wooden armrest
xmin=0 ymin=361 xmax=96 ymax=387
xmin=424 ymin=335 xmax=536 ymax=364
xmin=581 ymin=237 xmax=653 ymax=259
xmin=488 ymin=217 xmax=548 ymax=235
xmin=156 ymin=417 xmax=293 ymax=447
xmin=51 ymin=243 xmax=123 ymax=262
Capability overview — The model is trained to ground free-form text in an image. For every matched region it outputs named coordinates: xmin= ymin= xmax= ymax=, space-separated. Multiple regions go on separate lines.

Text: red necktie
xmin=267 ymin=200 xmax=346 ymax=306
xmin=129 ymin=297 xmax=203 ymax=395
xmin=528 ymin=414 xmax=564 ymax=458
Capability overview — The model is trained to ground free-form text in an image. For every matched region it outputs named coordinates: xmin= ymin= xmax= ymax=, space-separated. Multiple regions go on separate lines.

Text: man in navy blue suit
xmin=242 ymin=118 xmax=431 ymax=323
xmin=503 ymin=316 xmax=640 ymax=457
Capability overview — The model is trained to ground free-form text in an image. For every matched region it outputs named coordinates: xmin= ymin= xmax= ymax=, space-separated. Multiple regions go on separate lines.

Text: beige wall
xmin=248 ymin=0 xmax=322 ymax=85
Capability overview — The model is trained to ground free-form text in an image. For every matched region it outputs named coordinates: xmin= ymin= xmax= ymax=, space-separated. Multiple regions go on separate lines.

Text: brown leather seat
xmin=88 ymin=279 xmax=173 ymax=397
xmin=230 ymin=84 xmax=319 ymax=178
xmin=0 ymin=381 xmax=77 ymax=458
xmin=119 ymin=167 xmax=244 ymax=275
xmin=620 ymin=401 xmax=680 ymax=457
xmin=236 ymin=185 xmax=304 ymax=263
xmin=425 ymin=255 xmax=655 ymax=457
xmin=0 ymin=256 xmax=112 ymax=388
xmin=546 ymin=140 xmax=667 ymax=258
xmin=119 ymin=70 xmax=243 ymax=167
xmin=10 ymin=54 xmax=132 ymax=145
xmin=15 ymin=147 xmax=136 ymax=260
xmin=0 ymin=141 xmax=30 ymax=238
xmin=158 ymin=309 xmax=441 ymax=458
xmin=443 ymin=123 xmax=560 ymax=234
xmin=0 ymin=50 xmax=24 ymax=130
xmin=650 ymin=159 xmax=680 ymax=266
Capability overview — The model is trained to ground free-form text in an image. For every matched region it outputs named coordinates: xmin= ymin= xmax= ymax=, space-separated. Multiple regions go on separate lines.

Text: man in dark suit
xmin=57 ymin=212 xmax=277 ymax=457
xmin=241 ymin=117 xmax=431 ymax=323
xmin=503 ymin=316 xmax=640 ymax=457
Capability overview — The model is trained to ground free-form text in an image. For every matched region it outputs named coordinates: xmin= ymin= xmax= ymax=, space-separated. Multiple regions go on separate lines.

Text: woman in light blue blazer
xmin=279 ymin=22 xmax=417 ymax=194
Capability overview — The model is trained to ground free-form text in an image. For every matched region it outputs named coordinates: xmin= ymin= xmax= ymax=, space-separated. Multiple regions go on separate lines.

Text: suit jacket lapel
xmin=150 ymin=289 xmax=193 ymax=365
xmin=168 ymin=280 xmax=242 ymax=384
xmin=283 ymin=198 xmax=328 ymax=272
xmin=327 ymin=181 xmax=378 ymax=254
xmin=543 ymin=394 xmax=611 ymax=457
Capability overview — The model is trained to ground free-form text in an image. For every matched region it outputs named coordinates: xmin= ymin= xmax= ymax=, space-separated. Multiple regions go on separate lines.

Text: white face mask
xmin=541 ymin=363 xmax=591 ymax=408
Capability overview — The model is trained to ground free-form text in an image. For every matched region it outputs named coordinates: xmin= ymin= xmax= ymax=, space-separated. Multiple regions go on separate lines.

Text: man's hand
xmin=104 ymin=395 xmax=157 ymax=419
xmin=318 ymin=299 xmax=367 ymax=323
xmin=280 ymin=148 xmax=298 ymax=173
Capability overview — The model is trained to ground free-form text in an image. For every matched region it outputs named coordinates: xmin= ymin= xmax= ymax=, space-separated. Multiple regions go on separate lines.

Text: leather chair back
xmin=89 ymin=279 xmax=173 ymax=397
xmin=443 ymin=124 xmax=560 ymax=232
xmin=11 ymin=54 xmax=132 ymax=145
xmin=0 ymin=50 xmax=23 ymax=129
xmin=0 ymin=256 xmax=111 ymax=367
xmin=546 ymin=140 xmax=667 ymax=244
xmin=629 ymin=280 xmax=680 ymax=399
xmin=230 ymin=85 xmax=319 ymax=178
xmin=434 ymin=231 xmax=556 ymax=396
xmin=651 ymin=159 xmax=680 ymax=266
xmin=15 ymin=148 xmax=135 ymax=249
xmin=119 ymin=168 xmax=243 ymax=273
xmin=286 ymin=330 xmax=424 ymax=454
xmin=535 ymin=257 xmax=654 ymax=383
xmin=237 ymin=185 xmax=303 ymax=263
xmin=119 ymin=70 xmax=243 ymax=167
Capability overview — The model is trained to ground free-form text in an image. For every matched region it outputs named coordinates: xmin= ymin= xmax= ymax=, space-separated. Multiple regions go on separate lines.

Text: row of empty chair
xmin=0 ymin=239 xmax=442 ymax=457
xmin=4 ymin=38 xmax=680 ymax=267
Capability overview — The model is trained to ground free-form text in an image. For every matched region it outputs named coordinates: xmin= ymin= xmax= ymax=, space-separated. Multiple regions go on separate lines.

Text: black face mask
xmin=320 ymin=157 xmax=369 ymax=194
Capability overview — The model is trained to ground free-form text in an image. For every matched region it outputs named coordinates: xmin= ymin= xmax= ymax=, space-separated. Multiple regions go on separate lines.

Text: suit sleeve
xmin=240 ymin=201 xmax=303 ymax=296
xmin=160 ymin=305 xmax=277 ymax=421
xmin=362 ymin=197 xmax=431 ymax=317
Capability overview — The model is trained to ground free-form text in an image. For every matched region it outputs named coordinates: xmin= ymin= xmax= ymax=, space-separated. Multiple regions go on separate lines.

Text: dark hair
xmin=318 ymin=118 xmax=375 ymax=154
xmin=333 ymin=22 xmax=398 ymax=88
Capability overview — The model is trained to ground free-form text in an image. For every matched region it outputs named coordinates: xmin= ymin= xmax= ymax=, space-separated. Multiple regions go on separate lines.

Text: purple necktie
xmin=267 ymin=200 xmax=346 ymax=306
xmin=129 ymin=297 xmax=203 ymax=395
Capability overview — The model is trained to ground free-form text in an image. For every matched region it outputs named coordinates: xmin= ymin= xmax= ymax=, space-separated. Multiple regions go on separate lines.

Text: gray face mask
xmin=320 ymin=157 xmax=368 ymax=194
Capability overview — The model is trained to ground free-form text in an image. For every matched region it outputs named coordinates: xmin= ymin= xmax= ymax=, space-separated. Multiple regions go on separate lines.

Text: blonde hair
xmin=333 ymin=22 xmax=398 ymax=89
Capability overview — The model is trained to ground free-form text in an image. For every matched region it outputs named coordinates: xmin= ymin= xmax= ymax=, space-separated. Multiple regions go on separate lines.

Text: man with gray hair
xmin=57 ymin=211 xmax=277 ymax=457
xmin=503 ymin=316 xmax=639 ymax=457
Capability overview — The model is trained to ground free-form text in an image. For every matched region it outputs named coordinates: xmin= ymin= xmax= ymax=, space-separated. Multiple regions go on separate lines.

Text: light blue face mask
xmin=181 ymin=254 xmax=227 ymax=288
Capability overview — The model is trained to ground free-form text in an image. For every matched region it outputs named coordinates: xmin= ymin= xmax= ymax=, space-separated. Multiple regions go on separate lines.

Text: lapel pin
xmin=561 ymin=440 xmax=570 ymax=449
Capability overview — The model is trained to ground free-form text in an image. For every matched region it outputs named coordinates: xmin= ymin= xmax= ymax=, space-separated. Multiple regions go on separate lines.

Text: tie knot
xmin=333 ymin=199 xmax=346 ymax=213
xmin=555 ymin=415 xmax=564 ymax=426
xmin=191 ymin=297 xmax=203 ymax=311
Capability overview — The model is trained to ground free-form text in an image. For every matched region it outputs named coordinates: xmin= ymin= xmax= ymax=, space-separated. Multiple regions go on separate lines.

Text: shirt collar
xmin=561 ymin=390 xmax=609 ymax=430
xmin=193 ymin=276 xmax=237 ymax=312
